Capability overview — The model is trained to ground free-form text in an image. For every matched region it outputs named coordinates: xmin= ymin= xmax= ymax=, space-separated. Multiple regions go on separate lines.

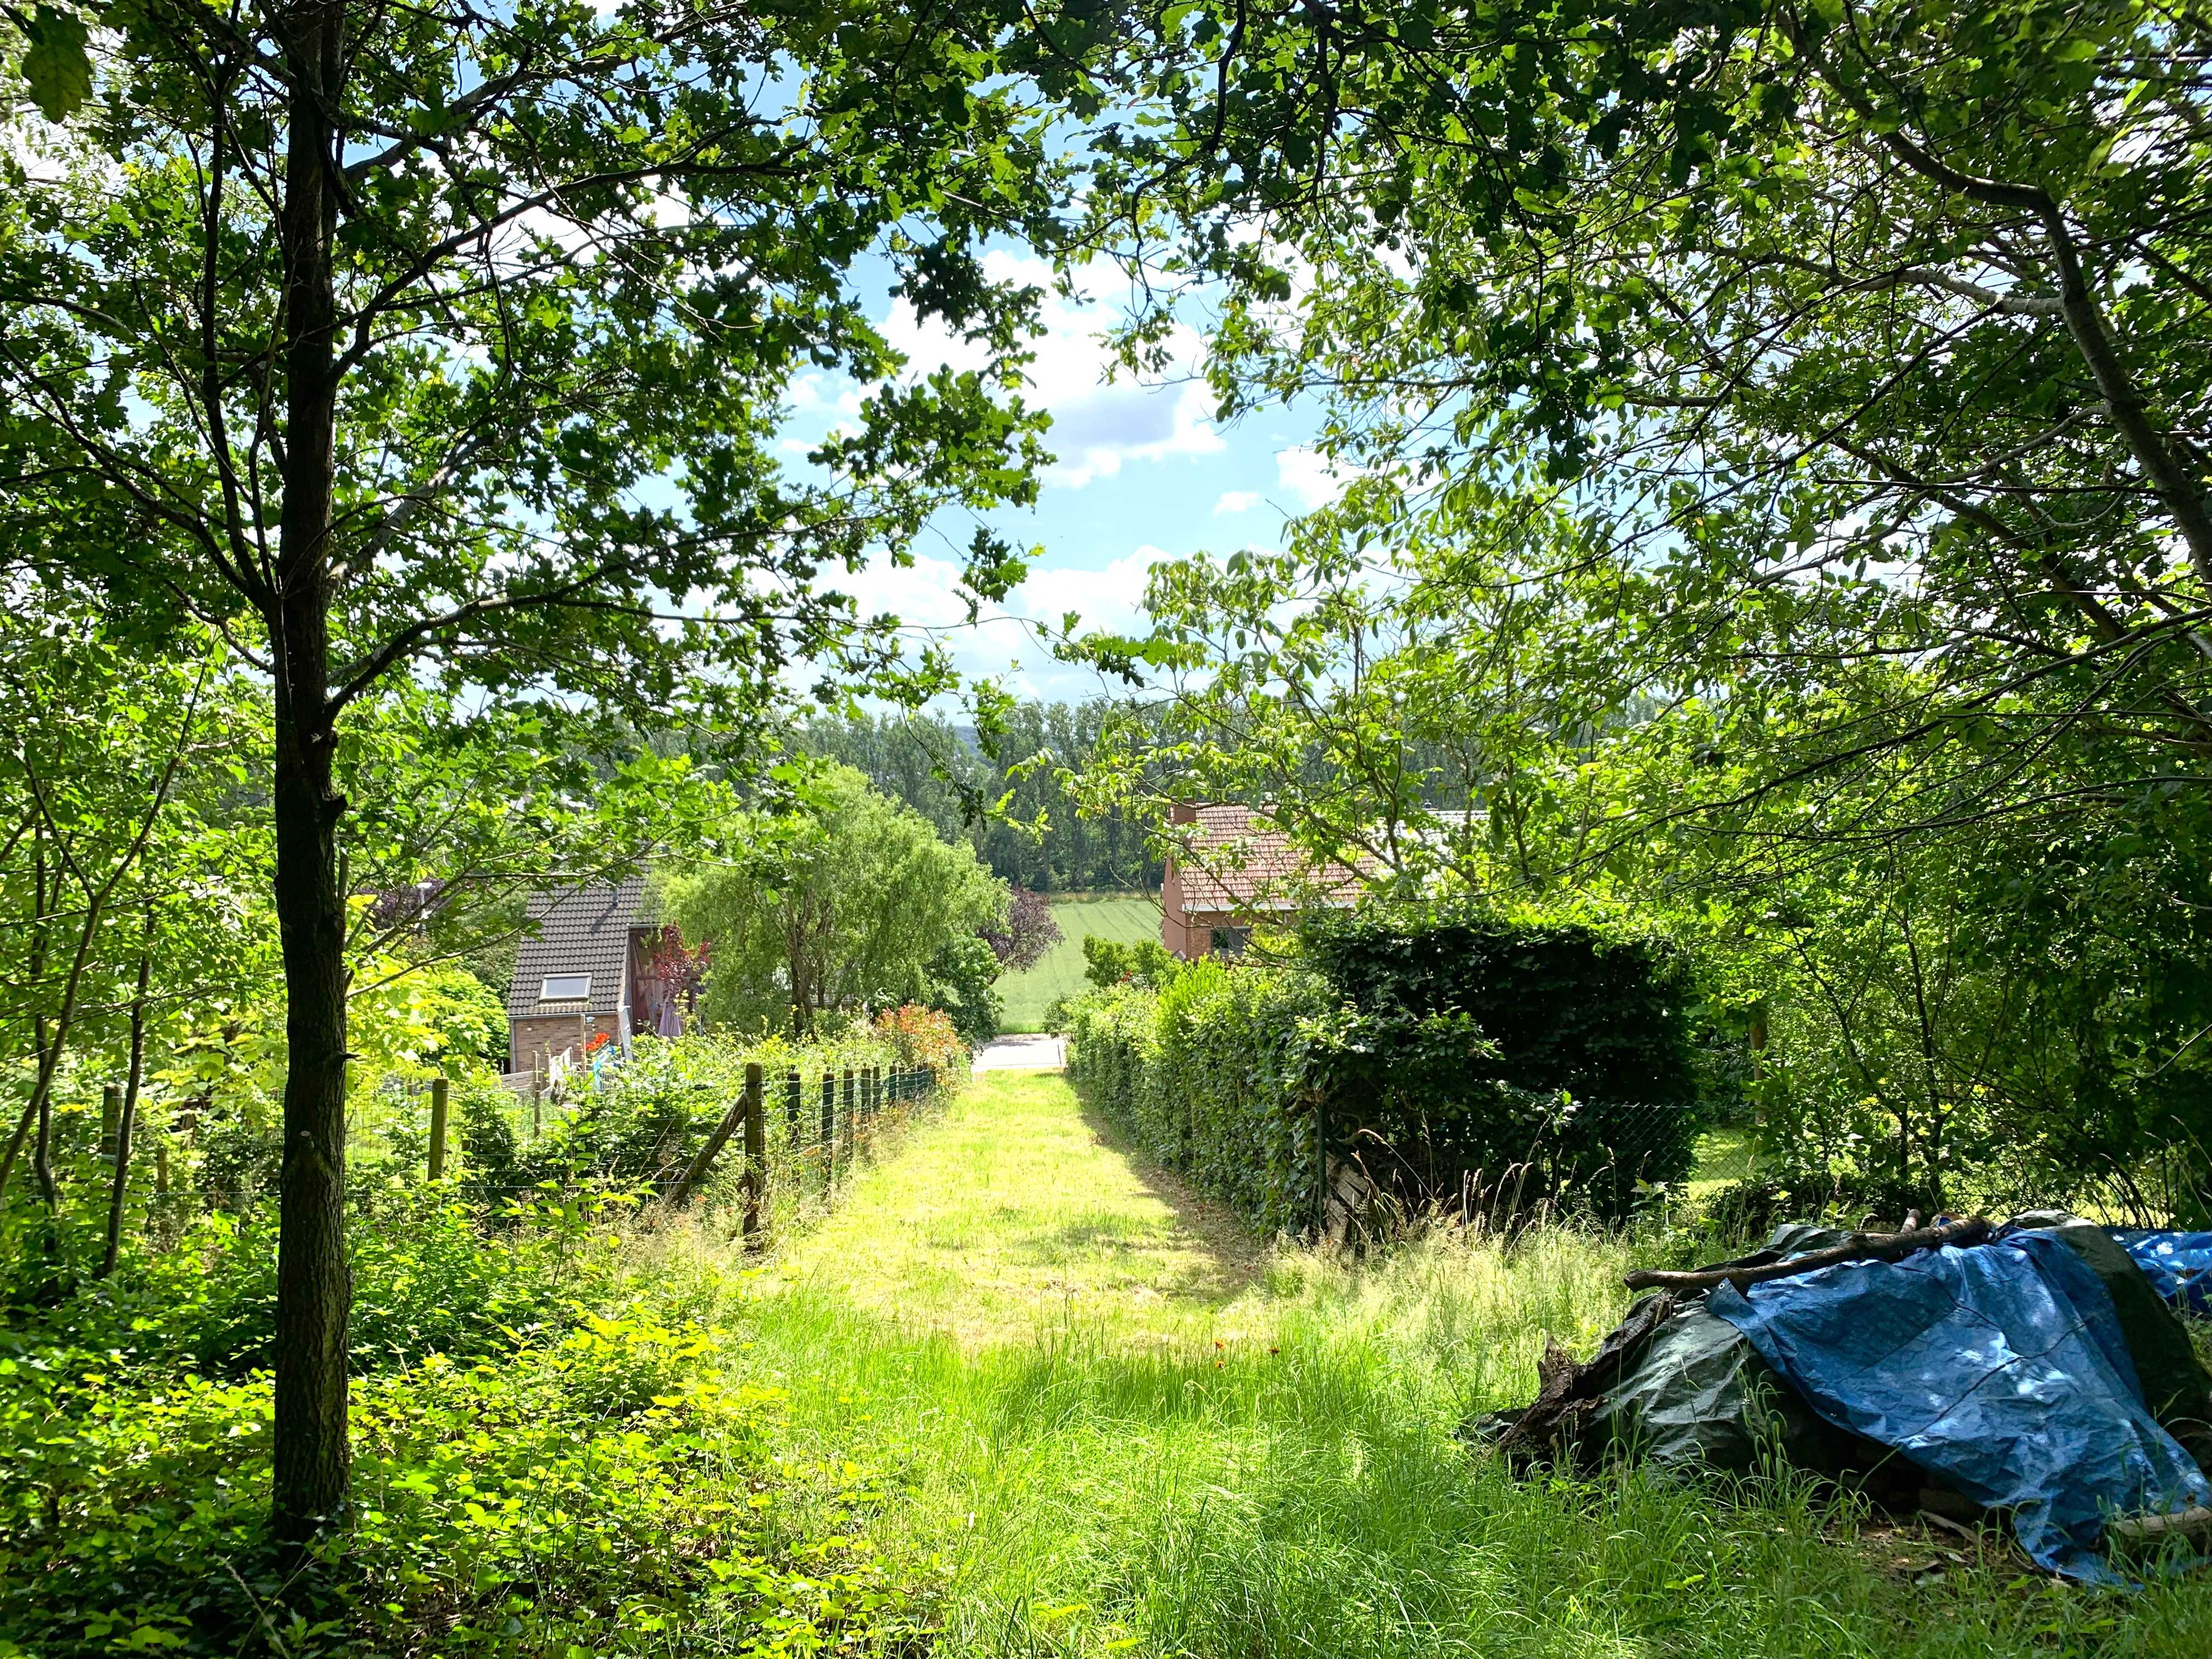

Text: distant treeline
xmin=795 ymin=701 xmax=1161 ymax=894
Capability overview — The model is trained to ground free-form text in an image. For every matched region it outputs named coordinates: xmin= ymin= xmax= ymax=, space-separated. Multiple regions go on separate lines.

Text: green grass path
xmin=724 ymin=1072 xmax=2211 ymax=1659
xmin=778 ymin=1070 xmax=1264 ymax=1345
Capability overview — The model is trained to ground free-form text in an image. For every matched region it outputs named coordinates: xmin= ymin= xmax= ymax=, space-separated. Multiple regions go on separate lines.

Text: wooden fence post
xmin=428 ymin=1077 xmax=450 ymax=1182
xmin=1315 ymin=1093 xmax=1331 ymax=1242
xmin=741 ymin=1062 xmax=766 ymax=1245
xmin=100 ymin=1084 xmax=121 ymax=1160
xmin=669 ymin=1069 xmax=754 ymax=1210
xmin=786 ymin=1068 xmax=802 ymax=1146
xmin=820 ymin=1070 xmax=836 ymax=1182
xmin=841 ymin=1068 xmax=855 ymax=1154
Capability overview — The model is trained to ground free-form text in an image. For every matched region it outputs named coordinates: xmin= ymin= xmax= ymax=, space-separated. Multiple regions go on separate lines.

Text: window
xmin=540 ymin=973 xmax=592 ymax=1001
xmin=1209 ymin=927 xmax=1250 ymax=957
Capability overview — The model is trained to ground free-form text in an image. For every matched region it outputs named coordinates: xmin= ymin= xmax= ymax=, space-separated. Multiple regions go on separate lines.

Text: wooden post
xmin=101 ymin=1084 xmax=121 ymax=1160
xmin=668 ymin=1071 xmax=755 ymax=1210
xmin=741 ymin=1063 xmax=766 ymax=1246
xmin=786 ymin=1069 xmax=802 ymax=1146
xmin=1314 ymin=1092 xmax=1328 ymax=1242
xmin=820 ymin=1070 xmax=835 ymax=1179
xmin=842 ymin=1068 xmax=855 ymax=1154
xmin=428 ymin=1077 xmax=450 ymax=1182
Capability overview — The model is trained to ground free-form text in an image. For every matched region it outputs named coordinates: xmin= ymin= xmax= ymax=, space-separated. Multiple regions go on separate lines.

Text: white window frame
xmin=540 ymin=973 xmax=593 ymax=1001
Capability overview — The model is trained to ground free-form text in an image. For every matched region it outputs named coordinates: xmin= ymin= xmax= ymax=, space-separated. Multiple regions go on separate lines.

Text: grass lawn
xmin=995 ymin=893 xmax=1161 ymax=1032
xmin=710 ymin=1072 xmax=2212 ymax=1659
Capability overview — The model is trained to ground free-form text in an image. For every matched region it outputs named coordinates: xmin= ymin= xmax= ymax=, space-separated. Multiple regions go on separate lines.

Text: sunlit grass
xmin=995 ymin=896 xmax=1161 ymax=1032
xmin=1686 ymin=1126 xmax=1764 ymax=1203
xmin=702 ymin=1072 xmax=2212 ymax=1659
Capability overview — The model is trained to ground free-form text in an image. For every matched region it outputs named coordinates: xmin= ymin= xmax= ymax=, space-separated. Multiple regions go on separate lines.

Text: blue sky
xmin=780 ymin=249 xmax=1341 ymax=707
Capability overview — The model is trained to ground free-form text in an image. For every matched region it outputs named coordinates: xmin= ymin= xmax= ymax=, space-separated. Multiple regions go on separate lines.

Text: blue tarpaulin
xmin=1709 ymin=1232 xmax=2211 ymax=1582
xmin=2111 ymin=1231 xmax=2212 ymax=1318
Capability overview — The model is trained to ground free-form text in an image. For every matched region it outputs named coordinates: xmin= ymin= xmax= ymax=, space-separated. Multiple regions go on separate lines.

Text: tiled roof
xmin=1169 ymin=805 xmax=1368 ymax=915
xmin=505 ymin=876 xmax=648 ymax=1022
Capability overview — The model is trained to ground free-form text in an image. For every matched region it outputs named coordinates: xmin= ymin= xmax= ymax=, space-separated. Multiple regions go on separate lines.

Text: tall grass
xmin=696 ymin=1073 xmax=2212 ymax=1659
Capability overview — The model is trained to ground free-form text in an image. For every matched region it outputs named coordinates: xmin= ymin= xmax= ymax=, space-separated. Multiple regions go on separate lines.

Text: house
xmin=1159 ymin=804 xmax=1368 ymax=959
xmin=504 ymin=876 xmax=697 ymax=1074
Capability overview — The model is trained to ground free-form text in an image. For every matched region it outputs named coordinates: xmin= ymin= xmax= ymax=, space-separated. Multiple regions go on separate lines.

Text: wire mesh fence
xmin=1321 ymin=1096 xmax=1707 ymax=1240
xmin=366 ymin=1054 xmax=957 ymax=1237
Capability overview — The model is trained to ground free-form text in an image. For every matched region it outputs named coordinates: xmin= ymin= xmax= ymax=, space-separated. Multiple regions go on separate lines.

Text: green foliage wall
xmin=1068 ymin=917 xmax=1702 ymax=1236
xmin=1069 ymin=966 xmax=1332 ymax=1236
xmin=1300 ymin=912 xmax=1698 ymax=1107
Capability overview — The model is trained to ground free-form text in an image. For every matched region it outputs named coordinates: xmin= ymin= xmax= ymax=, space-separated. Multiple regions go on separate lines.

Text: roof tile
xmin=505 ymin=876 xmax=648 ymax=1022
xmin=1169 ymin=806 xmax=1367 ymax=914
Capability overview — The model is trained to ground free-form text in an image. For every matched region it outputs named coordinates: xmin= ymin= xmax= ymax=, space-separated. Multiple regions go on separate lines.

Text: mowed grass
xmin=702 ymin=1073 xmax=2212 ymax=1659
xmin=995 ymin=894 xmax=1161 ymax=1031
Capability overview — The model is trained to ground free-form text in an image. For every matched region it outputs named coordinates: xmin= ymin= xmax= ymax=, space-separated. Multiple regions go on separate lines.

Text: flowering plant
xmin=872 ymin=1004 xmax=967 ymax=1074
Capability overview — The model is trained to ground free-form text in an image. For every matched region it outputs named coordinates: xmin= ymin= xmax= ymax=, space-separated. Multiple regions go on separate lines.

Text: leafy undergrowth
xmin=0 ymin=1192 xmax=922 ymax=1657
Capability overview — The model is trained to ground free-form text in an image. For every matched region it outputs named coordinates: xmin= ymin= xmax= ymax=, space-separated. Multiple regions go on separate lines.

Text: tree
xmin=1088 ymin=0 xmax=2212 ymax=854
xmin=1049 ymin=0 xmax=2212 ymax=1206
xmin=795 ymin=701 xmax=1165 ymax=891
xmin=981 ymin=885 xmax=1061 ymax=972
xmin=2 ymin=0 xmax=1104 ymax=1538
xmin=656 ymin=764 xmax=1007 ymax=1036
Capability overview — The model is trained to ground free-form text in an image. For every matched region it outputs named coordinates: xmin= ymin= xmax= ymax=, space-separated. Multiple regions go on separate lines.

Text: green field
xmin=995 ymin=893 xmax=1161 ymax=1031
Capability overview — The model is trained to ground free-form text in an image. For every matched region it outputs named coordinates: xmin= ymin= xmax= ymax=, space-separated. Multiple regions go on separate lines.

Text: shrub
xmin=1069 ymin=915 xmax=1703 ymax=1235
xmin=1081 ymin=933 xmax=1181 ymax=990
xmin=0 ymin=1308 xmax=915 ymax=1657
xmin=873 ymin=1003 xmax=968 ymax=1074
xmin=1070 ymin=965 xmax=1331 ymax=1234
xmin=926 ymin=933 xmax=1003 ymax=1046
xmin=1300 ymin=909 xmax=1697 ymax=1105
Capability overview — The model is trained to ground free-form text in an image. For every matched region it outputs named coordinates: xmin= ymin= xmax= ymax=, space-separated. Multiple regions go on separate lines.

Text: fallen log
xmin=2109 ymin=1505 xmax=2212 ymax=1550
xmin=1623 ymin=1216 xmax=1995 ymax=1294
xmin=1494 ymin=1290 xmax=1676 ymax=1458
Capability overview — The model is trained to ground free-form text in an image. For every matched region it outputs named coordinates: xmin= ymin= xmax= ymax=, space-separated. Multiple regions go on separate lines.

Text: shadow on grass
xmin=1064 ymin=1090 xmax=1269 ymax=1307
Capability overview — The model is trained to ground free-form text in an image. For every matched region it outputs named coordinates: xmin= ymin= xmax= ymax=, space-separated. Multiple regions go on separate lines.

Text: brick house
xmin=505 ymin=877 xmax=697 ymax=1074
xmin=1159 ymin=804 xmax=1367 ymax=959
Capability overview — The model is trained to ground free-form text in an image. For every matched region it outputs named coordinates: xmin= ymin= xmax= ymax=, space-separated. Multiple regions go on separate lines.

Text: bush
xmin=1081 ymin=933 xmax=1181 ymax=990
xmin=926 ymin=933 xmax=1003 ymax=1046
xmin=1300 ymin=909 xmax=1697 ymax=1105
xmin=0 ymin=1306 xmax=916 ymax=1657
xmin=1070 ymin=964 xmax=1331 ymax=1234
xmin=0 ymin=1069 xmax=924 ymax=1656
xmin=1069 ymin=914 xmax=1703 ymax=1235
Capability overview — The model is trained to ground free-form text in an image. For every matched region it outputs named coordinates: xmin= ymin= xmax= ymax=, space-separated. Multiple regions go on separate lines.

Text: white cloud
xmin=1276 ymin=447 xmax=1350 ymax=513
xmin=1214 ymin=490 xmax=1260 ymax=516
xmin=809 ymin=541 xmax=1176 ymax=705
xmin=1017 ymin=545 xmax=1167 ymax=636
xmin=879 ymin=251 xmax=1225 ymax=490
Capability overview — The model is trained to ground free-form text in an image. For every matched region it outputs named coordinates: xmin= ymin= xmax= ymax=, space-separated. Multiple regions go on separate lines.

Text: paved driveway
xmin=972 ymin=1033 xmax=1065 ymax=1071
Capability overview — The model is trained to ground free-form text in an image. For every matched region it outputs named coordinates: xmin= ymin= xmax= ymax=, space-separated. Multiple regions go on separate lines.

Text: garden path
xmin=775 ymin=1069 xmax=1267 ymax=1345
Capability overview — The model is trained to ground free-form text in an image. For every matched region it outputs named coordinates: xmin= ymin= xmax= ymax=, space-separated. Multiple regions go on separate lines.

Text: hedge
xmin=1068 ymin=962 xmax=1331 ymax=1235
xmin=1068 ymin=915 xmax=1701 ymax=1235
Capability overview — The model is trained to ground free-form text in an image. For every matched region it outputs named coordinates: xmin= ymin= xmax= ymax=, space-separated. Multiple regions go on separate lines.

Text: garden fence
xmin=399 ymin=1057 xmax=952 ymax=1241
xmin=1322 ymin=1097 xmax=1707 ymax=1243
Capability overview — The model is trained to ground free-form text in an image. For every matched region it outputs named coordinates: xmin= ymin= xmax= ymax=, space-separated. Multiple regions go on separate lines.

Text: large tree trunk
xmin=270 ymin=0 xmax=353 ymax=1547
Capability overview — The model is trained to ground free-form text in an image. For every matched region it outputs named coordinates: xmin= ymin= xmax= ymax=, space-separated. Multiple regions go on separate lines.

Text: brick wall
xmin=509 ymin=1012 xmax=604 ymax=1074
